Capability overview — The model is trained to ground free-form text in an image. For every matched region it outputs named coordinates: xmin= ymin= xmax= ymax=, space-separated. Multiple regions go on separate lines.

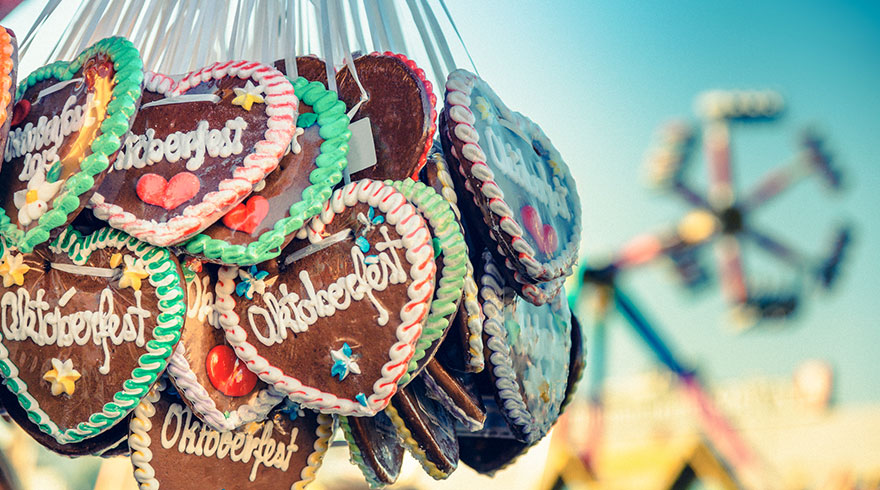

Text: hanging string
xmin=438 ymin=0 xmax=478 ymax=74
xmin=284 ymin=0 xmax=298 ymax=78
xmin=377 ymin=0 xmax=407 ymax=55
xmin=18 ymin=0 xmax=63 ymax=59
xmin=405 ymin=0 xmax=444 ymax=90
xmin=420 ymin=0 xmax=457 ymax=74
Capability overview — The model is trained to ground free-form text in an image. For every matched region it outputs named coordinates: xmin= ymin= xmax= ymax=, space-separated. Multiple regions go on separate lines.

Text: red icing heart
xmin=10 ymin=100 xmax=29 ymax=127
xmin=222 ymin=196 xmax=269 ymax=234
xmin=136 ymin=172 xmax=200 ymax=211
xmin=205 ymin=344 xmax=257 ymax=397
xmin=520 ymin=205 xmax=558 ymax=256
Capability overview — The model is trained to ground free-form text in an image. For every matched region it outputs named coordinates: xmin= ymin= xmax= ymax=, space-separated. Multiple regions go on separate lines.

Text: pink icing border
xmin=218 ymin=179 xmax=436 ymax=416
xmin=90 ymin=61 xmax=297 ymax=247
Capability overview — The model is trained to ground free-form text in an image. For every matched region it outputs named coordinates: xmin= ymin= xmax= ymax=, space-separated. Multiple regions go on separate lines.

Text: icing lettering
xmin=4 ymin=94 xmax=93 ymax=179
xmin=484 ymin=125 xmax=571 ymax=221
xmin=114 ymin=117 xmax=247 ymax=172
xmin=0 ymin=287 xmax=151 ymax=374
xmin=247 ymin=226 xmax=407 ymax=346
xmin=160 ymin=403 xmax=299 ymax=481
xmin=186 ymin=274 xmax=216 ymax=326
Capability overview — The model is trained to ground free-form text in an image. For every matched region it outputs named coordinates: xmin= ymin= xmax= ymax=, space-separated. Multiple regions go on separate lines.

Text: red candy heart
xmin=222 ymin=196 xmax=269 ymax=235
xmin=205 ymin=344 xmax=257 ymax=397
xmin=520 ymin=205 xmax=559 ymax=256
xmin=136 ymin=172 xmax=200 ymax=211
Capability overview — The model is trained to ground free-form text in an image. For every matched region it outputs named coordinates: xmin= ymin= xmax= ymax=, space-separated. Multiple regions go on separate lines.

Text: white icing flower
xmin=330 ymin=342 xmax=361 ymax=381
xmin=13 ymin=164 xmax=64 ymax=226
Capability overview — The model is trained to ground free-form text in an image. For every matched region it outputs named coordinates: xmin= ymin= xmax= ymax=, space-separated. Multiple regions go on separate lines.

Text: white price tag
xmin=347 ymin=117 xmax=378 ymax=175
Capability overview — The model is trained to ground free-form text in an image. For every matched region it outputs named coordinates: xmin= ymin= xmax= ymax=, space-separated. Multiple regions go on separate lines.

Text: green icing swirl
xmin=0 ymin=226 xmax=185 ymax=443
xmin=388 ymin=179 xmax=467 ymax=386
xmin=182 ymin=76 xmax=350 ymax=265
xmin=2 ymin=37 xmax=144 ymax=253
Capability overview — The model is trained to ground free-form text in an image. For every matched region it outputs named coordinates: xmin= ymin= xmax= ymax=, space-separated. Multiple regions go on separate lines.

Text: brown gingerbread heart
xmin=90 ymin=62 xmax=296 ymax=247
xmin=218 ymin=179 xmax=435 ymax=416
xmin=130 ymin=380 xmax=333 ymax=489
xmin=0 ymin=226 xmax=185 ymax=444
xmin=166 ymin=260 xmax=284 ymax=431
xmin=336 ymin=52 xmax=436 ymax=180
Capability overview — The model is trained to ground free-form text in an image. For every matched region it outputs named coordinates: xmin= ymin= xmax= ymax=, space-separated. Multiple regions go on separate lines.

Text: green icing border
xmin=0 ymin=37 xmax=143 ymax=253
xmin=389 ymin=179 xmax=467 ymax=386
xmin=182 ymin=76 xmax=350 ymax=265
xmin=0 ymin=226 xmax=185 ymax=443
xmin=339 ymin=415 xmax=387 ymax=488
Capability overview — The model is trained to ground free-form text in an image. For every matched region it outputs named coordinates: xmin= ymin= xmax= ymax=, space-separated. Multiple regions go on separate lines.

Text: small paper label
xmin=347 ymin=117 xmax=378 ymax=175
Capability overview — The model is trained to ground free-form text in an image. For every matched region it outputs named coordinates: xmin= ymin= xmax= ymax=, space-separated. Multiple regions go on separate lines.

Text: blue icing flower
xmin=355 ymin=236 xmax=370 ymax=253
xmin=281 ymin=402 xmax=304 ymax=421
xmin=330 ymin=342 xmax=361 ymax=381
xmin=355 ymin=393 xmax=368 ymax=407
xmin=236 ymin=265 xmax=273 ymax=299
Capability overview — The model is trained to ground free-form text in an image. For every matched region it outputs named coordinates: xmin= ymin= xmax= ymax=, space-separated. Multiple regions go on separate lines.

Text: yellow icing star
xmin=109 ymin=252 xmax=123 ymax=268
xmin=118 ymin=255 xmax=149 ymax=291
xmin=548 ymin=159 xmax=563 ymax=177
xmin=245 ymin=422 xmax=261 ymax=435
xmin=475 ymin=96 xmax=492 ymax=121
xmin=232 ymin=81 xmax=265 ymax=111
xmin=0 ymin=252 xmax=29 ymax=287
xmin=43 ymin=358 xmax=81 ymax=396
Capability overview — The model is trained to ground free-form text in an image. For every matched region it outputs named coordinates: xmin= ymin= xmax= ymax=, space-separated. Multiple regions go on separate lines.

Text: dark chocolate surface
xmin=391 ymin=376 xmax=458 ymax=475
xmin=423 ymin=359 xmax=485 ymax=430
xmin=343 ymin=411 xmax=404 ymax=486
xmin=457 ymin=397 xmax=535 ymax=475
xmin=337 ymin=54 xmax=434 ymax=181
xmin=274 ymin=56 xmax=328 ymax=85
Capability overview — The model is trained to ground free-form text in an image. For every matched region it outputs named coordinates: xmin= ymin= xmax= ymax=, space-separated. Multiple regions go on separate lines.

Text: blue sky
xmin=445 ymin=0 xmax=880 ymax=403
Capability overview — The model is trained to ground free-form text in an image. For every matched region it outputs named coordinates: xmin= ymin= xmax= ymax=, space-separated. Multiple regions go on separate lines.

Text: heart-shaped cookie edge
xmin=166 ymin=340 xmax=285 ymax=432
xmin=477 ymin=249 xmax=571 ymax=445
xmin=90 ymin=61 xmax=297 ymax=247
xmin=441 ymin=69 xmax=582 ymax=284
xmin=0 ymin=37 xmax=144 ymax=253
xmin=0 ymin=226 xmax=185 ymax=444
xmin=389 ymin=178 xmax=466 ymax=386
xmin=129 ymin=379 xmax=335 ymax=490
xmin=0 ymin=28 xmax=17 ymax=161
xmin=218 ymin=179 xmax=436 ymax=416
xmin=182 ymin=74 xmax=350 ymax=265
xmin=421 ymin=149 xmax=484 ymax=373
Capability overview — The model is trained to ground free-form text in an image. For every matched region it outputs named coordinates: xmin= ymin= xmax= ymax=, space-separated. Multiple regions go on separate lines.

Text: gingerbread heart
xmin=90 ymin=61 xmax=297 ymax=247
xmin=218 ymin=179 xmax=435 ymax=416
xmin=0 ymin=226 xmax=185 ymax=444
xmin=336 ymin=52 xmax=436 ymax=180
xmin=420 ymin=148 xmax=484 ymax=373
xmin=478 ymin=250 xmax=571 ymax=444
xmin=385 ymin=376 xmax=459 ymax=479
xmin=390 ymin=179 xmax=466 ymax=386
xmin=130 ymin=380 xmax=333 ymax=490
xmin=0 ymin=27 xmax=17 ymax=168
xmin=339 ymin=411 xmax=404 ymax=487
xmin=0 ymin=37 xmax=143 ymax=252
xmin=165 ymin=260 xmax=284 ymax=432
xmin=440 ymin=69 xmax=581 ymax=284
xmin=183 ymin=72 xmax=349 ymax=265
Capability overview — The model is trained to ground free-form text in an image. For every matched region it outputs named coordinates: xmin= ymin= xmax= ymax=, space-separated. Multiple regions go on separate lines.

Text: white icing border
xmin=478 ymin=250 xmax=539 ymax=443
xmin=129 ymin=379 xmax=334 ymax=490
xmin=166 ymin=341 xmax=284 ymax=432
xmin=429 ymin=151 xmax=484 ymax=372
xmin=443 ymin=69 xmax=582 ymax=283
xmin=0 ymin=228 xmax=182 ymax=444
xmin=90 ymin=61 xmax=298 ymax=247
xmin=219 ymin=179 xmax=435 ymax=416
